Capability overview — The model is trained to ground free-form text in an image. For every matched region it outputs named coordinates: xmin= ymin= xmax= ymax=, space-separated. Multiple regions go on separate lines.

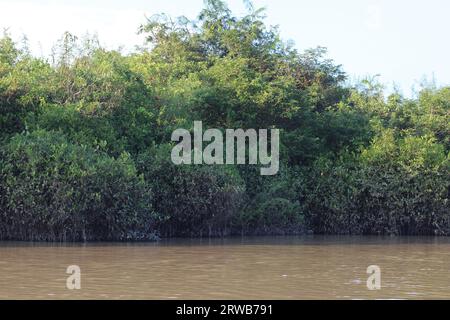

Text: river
xmin=1 ymin=236 xmax=450 ymax=299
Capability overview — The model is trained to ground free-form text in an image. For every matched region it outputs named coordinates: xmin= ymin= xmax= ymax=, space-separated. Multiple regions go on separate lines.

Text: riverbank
xmin=1 ymin=1 xmax=448 ymax=242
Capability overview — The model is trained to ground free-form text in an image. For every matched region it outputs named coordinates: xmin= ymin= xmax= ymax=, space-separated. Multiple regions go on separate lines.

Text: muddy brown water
xmin=1 ymin=236 xmax=450 ymax=299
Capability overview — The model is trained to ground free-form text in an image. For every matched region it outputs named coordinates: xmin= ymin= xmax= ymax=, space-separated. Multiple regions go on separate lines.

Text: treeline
xmin=0 ymin=0 xmax=448 ymax=241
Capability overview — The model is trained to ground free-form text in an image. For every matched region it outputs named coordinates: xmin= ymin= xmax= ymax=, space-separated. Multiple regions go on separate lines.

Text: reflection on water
xmin=1 ymin=236 xmax=450 ymax=299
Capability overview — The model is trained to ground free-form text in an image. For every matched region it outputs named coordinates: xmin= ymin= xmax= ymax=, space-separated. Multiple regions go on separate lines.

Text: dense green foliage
xmin=0 ymin=130 xmax=156 ymax=241
xmin=0 ymin=0 xmax=448 ymax=240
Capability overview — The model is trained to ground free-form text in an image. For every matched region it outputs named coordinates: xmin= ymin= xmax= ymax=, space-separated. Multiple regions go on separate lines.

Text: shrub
xmin=26 ymin=103 xmax=126 ymax=156
xmin=136 ymin=144 xmax=245 ymax=237
xmin=236 ymin=165 xmax=305 ymax=235
xmin=0 ymin=130 xmax=157 ymax=241
xmin=305 ymin=132 xmax=449 ymax=235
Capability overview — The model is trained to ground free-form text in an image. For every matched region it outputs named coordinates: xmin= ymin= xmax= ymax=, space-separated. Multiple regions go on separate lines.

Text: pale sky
xmin=1 ymin=0 xmax=449 ymax=96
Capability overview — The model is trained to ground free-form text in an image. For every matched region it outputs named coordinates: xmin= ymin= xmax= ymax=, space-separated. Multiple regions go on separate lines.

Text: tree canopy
xmin=0 ymin=0 xmax=448 ymax=240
